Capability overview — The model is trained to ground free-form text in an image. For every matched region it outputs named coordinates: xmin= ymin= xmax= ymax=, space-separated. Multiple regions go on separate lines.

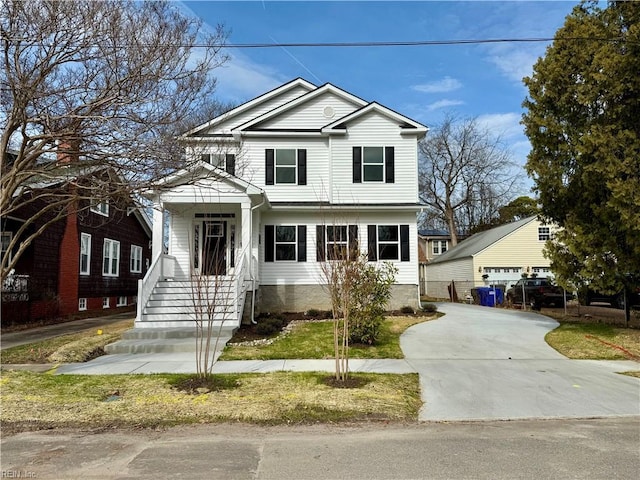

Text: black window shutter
xmin=225 ymin=154 xmax=235 ymax=175
xmin=265 ymin=225 xmax=274 ymax=262
xmin=385 ymin=147 xmax=395 ymax=183
xmin=367 ymin=225 xmax=377 ymax=261
xmin=297 ymin=149 xmax=307 ymax=185
xmin=400 ymin=224 xmax=410 ymax=261
xmin=352 ymin=147 xmax=362 ymax=183
xmin=316 ymin=225 xmax=325 ymax=262
xmin=297 ymin=225 xmax=307 ymax=262
xmin=348 ymin=225 xmax=358 ymax=260
xmin=265 ymin=149 xmax=275 ymax=185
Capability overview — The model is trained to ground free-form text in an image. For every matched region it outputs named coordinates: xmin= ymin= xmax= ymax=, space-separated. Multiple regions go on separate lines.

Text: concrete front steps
xmin=104 ymin=326 xmax=237 ymax=355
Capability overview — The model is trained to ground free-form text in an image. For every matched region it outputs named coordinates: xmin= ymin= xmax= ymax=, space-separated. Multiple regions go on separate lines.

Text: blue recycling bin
xmin=476 ymin=286 xmax=504 ymax=307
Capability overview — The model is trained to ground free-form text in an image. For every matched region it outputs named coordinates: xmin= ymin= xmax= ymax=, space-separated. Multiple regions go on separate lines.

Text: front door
xmin=195 ymin=220 xmax=227 ymax=276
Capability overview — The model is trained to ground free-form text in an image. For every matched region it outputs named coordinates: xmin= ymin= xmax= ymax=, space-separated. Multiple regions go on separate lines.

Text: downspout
xmin=249 ymin=194 xmax=266 ymax=324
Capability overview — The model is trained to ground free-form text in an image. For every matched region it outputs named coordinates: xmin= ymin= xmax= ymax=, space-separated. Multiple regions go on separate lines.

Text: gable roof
xmin=182 ymin=78 xmax=316 ymax=137
xmin=232 ymin=82 xmax=368 ymax=133
xmin=428 ymin=216 xmax=538 ymax=265
xmin=322 ymin=102 xmax=428 ymax=137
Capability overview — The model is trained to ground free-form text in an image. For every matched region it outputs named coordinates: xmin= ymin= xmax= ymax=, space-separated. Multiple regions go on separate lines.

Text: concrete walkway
xmin=4 ymin=304 xmax=639 ymax=422
xmin=401 ymin=303 xmax=640 ymax=421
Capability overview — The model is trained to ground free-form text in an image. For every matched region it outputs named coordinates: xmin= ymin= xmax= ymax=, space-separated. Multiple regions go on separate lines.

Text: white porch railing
xmin=136 ymin=254 xmax=176 ymax=321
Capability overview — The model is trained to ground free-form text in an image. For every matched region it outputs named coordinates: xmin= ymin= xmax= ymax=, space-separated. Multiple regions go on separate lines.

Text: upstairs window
xmin=80 ymin=233 xmax=91 ymax=275
xmin=130 ymin=245 xmax=143 ymax=273
xmin=1 ymin=231 xmax=13 ymax=264
xmin=538 ymin=226 xmax=550 ymax=241
xmin=432 ymin=240 xmax=448 ymax=255
xmin=353 ymin=146 xmax=395 ymax=183
xmin=90 ymin=200 xmax=109 ymax=217
xmin=102 ymin=238 xmax=120 ymax=277
xmin=201 ymin=153 xmax=235 ymax=175
xmin=265 ymin=149 xmax=307 ymax=185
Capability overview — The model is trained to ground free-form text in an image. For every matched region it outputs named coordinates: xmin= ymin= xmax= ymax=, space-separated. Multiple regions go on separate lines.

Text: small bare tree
xmin=418 ymin=114 xmax=522 ymax=245
xmin=1 ymin=0 xmax=228 ymax=281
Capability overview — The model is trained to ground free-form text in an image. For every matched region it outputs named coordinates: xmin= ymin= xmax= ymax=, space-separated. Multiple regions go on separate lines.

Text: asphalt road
xmin=2 ymin=418 xmax=639 ymax=479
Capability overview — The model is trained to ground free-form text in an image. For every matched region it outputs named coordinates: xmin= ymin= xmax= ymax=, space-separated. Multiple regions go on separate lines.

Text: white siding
xmin=424 ymin=258 xmax=474 ymax=299
xmin=201 ymin=85 xmax=312 ymax=134
xmin=331 ymin=111 xmax=419 ymax=204
xmin=243 ymin=137 xmax=331 ymax=203
xmin=258 ymin=93 xmax=362 ymax=130
xmin=259 ymin=210 xmax=418 ymax=287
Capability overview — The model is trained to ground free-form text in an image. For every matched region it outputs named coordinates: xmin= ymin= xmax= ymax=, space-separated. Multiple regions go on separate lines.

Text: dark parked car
xmin=580 ymin=287 xmax=640 ymax=310
xmin=506 ymin=277 xmax=570 ymax=310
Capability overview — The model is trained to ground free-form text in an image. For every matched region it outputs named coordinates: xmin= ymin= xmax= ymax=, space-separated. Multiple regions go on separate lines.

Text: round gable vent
xmin=323 ymin=106 xmax=335 ymax=119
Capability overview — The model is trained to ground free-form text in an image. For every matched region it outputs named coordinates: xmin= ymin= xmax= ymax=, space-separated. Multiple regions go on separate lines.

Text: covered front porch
xmin=136 ymin=168 xmax=267 ymax=330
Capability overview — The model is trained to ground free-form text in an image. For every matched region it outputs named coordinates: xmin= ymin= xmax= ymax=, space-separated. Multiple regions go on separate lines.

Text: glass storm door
xmin=194 ymin=220 xmax=227 ymax=276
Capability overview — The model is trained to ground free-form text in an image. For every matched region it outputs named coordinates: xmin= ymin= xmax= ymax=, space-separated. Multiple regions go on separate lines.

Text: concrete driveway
xmin=401 ymin=303 xmax=640 ymax=421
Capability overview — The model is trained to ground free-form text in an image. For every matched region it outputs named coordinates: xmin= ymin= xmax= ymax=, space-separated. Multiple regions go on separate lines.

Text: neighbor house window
xmin=432 ymin=240 xmax=448 ymax=255
xmin=117 ymin=296 xmax=127 ymax=306
xmin=103 ymin=297 xmax=110 ymax=308
xmin=316 ymin=225 xmax=359 ymax=261
xmin=1 ymin=231 xmax=13 ymax=264
xmin=90 ymin=200 xmax=109 ymax=217
xmin=78 ymin=298 xmax=87 ymax=311
xmin=130 ymin=245 xmax=142 ymax=273
xmin=352 ymin=146 xmax=395 ymax=183
xmin=102 ymin=239 xmax=120 ymax=276
xmin=538 ymin=227 xmax=550 ymax=241
xmin=265 ymin=149 xmax=306 ymax=185
xmin=367 ymin=224 xmax=410 ymax=262
xmin=80 ymin=233 xmax=91 ymax=275
xmin=533 ymin=266 xmax=550 ymax=274
xmin=264 ymin=225 xmax=307 ymax=262
xmin=200 ymin=153 xmax=235 ymax=175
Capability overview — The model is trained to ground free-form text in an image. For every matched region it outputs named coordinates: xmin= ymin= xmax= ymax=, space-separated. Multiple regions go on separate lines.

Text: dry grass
xmin=0 ymin=370 xmax=421 ymax=433
xmin=0 ymin=320 xmax=133 ymax=364
xmin=545 ymin=323 xmax=640 ymax=360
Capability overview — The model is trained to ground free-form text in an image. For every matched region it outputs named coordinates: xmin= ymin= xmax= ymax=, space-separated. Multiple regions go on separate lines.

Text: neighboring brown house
xmin=1 ymin=152 xmax=151 ymax=325
xmin=418 ymin=229 xmax=458 ymax=295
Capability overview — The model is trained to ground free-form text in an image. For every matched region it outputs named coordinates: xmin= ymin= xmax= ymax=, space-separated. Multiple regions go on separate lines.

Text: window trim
xmin=117 ymin=296 xmax=127 ymax=307
xmin=80 ymin=233 xmax=91 ymax=275
xmin=538 ymin=226 xmax=551 ymax=241
xmin=130 ymin=244 xmax=143 ymax=273
xmin=265 ymin=225 xmax=306 ymax=263
xmin=368 ymin=224 xmax=410 ymax=262
xmin=353 ymin=146 xmax=395 ymax=183
xmin=90 ymin=200 xmax=109 ymax=217
xmin=78 ymin=298 xmax=87 ymax=311
xmin=432 ymin=240 xmax=448 ymax=255
xmin=1 ymin=231 xmax=13 ymax=264
xmin=274 ymin=225 xmax=298 ymax=262
xmin=102 ymin=238 xmax=120 ymax=277
xmin=103 ymin=297 xmax=110 ymax=309
xmin=377 ymin=225 xmax=400 ymax=261
xmin=275 ymin=149 xmax=297 ymax=185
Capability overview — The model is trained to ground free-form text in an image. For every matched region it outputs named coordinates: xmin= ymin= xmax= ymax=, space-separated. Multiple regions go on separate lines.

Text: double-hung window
xmin=367 ymin=224 xmax=410 ymax=262
xmin=90 ymin=200 xmax=109 ymax=216
xmin=80 ymin=233 xmax=91 ymax=275
xmin=1 ymin=231 xmax=13 ymax=264
xmin=316 ymin=225 xmax=359 ymax=261
xmin=130 ymin=245 xmax=142 ymax=273
xmin=352 ymin=146 xmax=395 ymax=183
xmin=432 ymin=240 xmax=448 ymax=255
xmin=201 ymin=153 xmax=236 ymax=175
xmin=538 ymin=226 xmax=550 ymax=241
xmin=265 ymin=149 xmax=307 ymax=185
xmin=264 ymin=225 xmax=307 ymax=262
xmin=102 ymin=238 xmax=120 ymax=276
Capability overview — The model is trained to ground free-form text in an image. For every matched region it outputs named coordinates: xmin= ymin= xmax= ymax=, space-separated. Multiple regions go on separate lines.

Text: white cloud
xmin=413 ymin=76 xmax=463 ymax=94
xmin=476 ymin=112 xmax=523 ymax=139
xmin=426 ymin=99 xmax=465 ymax=111
xmin=485 ymin=45 xmax=543 ymax=84
xmin=214 ymin=52 xmax=286 ymax=104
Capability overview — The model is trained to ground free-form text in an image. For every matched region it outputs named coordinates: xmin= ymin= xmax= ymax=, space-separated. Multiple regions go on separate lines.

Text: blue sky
xmin=180 ymin=0 xmax=579 ymax=190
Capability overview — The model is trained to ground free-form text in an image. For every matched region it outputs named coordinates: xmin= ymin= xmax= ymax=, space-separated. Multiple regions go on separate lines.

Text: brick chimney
xmin=56 ymin=138 xmax=80 ymax=165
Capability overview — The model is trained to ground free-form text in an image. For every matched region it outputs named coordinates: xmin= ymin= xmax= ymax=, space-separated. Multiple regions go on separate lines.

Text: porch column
xmin=240 ymin=200 xmax=251 ymax=278
xmin=152 ymin=199 xmax=164 ymax=262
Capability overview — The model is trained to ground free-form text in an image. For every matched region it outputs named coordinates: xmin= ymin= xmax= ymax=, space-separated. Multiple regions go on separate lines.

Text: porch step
xmin=104 ymin=327 xmax=236 ymax=354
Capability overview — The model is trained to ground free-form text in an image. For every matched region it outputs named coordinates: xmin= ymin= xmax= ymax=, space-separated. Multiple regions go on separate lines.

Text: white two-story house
xmin=137 ymin=78 xmax=428 ymax=328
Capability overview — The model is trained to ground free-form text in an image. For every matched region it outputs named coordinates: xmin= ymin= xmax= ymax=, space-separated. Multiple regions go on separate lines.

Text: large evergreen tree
xmin=522 ymin=0 xmax=640 ymax=294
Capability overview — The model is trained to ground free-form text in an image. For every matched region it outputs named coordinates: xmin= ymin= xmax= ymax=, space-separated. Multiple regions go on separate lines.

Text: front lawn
xmin=545 ymin=323 xmax=640 ymax=360
xmin=221 ymin=315 xmax=436 ymax=360
xmin=0 ymin=370 xmax=421 ymax=433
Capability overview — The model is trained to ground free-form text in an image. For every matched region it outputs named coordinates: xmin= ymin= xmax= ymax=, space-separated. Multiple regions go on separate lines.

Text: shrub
xmin=400 ymin=306 xmax=414 ymax=314
xmin=254 ymin=317 xmax=284 ymax=336
xmin=421 ymin=303 xmax=437 ymax=313
xmin=305 ymin=309 xmax=331 ymax=319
